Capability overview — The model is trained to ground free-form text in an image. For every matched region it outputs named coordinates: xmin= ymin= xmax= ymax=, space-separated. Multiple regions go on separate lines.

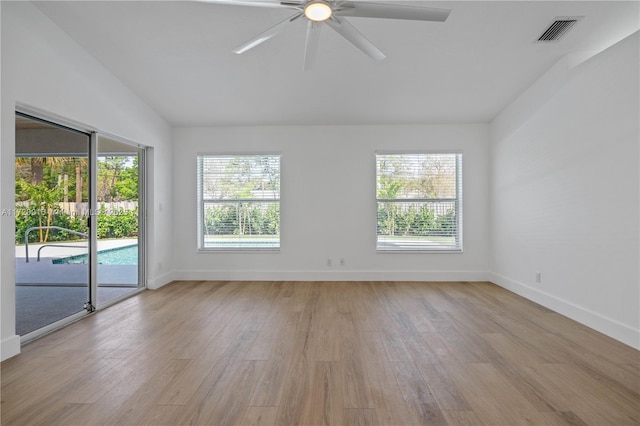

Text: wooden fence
xmin=16 ymin=201 xmax=138 ymax=216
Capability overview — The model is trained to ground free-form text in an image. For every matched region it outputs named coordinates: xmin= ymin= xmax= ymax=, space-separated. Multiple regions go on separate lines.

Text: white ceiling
xmin=34 ymin=1 xmax=639 ymax=126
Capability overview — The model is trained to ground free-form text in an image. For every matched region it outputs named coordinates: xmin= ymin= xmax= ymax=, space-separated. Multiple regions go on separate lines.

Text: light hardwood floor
xmin=1 ymin=281 xmax=639 ymax=425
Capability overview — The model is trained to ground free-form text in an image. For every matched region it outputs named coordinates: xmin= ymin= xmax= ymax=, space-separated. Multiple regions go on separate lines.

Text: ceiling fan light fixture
xmin=304 ymin=1 xmax=332 ymax=22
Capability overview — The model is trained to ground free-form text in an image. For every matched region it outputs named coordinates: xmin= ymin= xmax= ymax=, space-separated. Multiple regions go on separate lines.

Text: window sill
xmin=198 ymin=248 xmax=280 ymax=254
xmin=376 ymin=249 xmax=463 ymax=254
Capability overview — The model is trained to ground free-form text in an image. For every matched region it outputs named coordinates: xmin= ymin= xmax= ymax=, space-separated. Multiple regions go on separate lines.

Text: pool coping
xmin=15 ymin=239 xmax=139 ymax=285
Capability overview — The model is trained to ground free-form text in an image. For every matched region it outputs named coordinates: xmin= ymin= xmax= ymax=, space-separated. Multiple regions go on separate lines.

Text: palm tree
xmin=16 ymin=155 xmax=88 ymax=216
xmin=15 ymin=156 xmax=66 ymax=184
xmin=73 ymin=157 xmax=88 ymax=204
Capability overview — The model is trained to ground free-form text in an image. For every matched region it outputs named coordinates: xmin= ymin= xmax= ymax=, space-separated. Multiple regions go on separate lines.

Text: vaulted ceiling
xmin=34 ymin=1 xmax=639 ymax=126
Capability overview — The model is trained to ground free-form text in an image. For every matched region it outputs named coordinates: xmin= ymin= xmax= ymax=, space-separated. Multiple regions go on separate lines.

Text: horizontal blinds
xmin=197 ymin=154 xmax=280 ymax=249
xmin=376 ymin=153 xmax=462 ymax=251
xmin=200 ymin=155 xmax=280 ymax=201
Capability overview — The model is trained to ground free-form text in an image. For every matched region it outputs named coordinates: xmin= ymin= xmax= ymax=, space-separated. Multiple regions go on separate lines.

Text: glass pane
xmin=14 ymin=113 xmax=90 ymax=335
xmin=376 ymin=153 xmax=462 ymax=251
xmin=199 ymin=154 xmax=280 ymax=250
xmin=201 ymin=155 xmax=280 ymax=200
xmin=376 ymin=201 xmax=458 ymax=250
xmin=376 ymin=153 xmax=457 ymax=199
xmin=203 ymin=202 xmax=280 ymax=249
xmin=96 ymin=136 xmax=142 ymax=306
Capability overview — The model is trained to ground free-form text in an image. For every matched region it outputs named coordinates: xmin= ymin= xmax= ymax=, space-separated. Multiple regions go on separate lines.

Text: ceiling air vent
xmin=537 ymin=17 xmax=581 ymax=42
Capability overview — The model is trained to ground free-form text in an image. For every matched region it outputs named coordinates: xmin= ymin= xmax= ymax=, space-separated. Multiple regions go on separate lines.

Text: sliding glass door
xmin=14 ymin=112 xmax=146 ymax=339
xmin=14 ymin=113 xmax=91 ymax=336
xmin=96 ymin=136 xmax=144 ymax=307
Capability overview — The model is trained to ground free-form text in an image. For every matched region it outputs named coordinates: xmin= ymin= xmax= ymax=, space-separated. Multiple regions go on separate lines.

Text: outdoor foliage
xmin=96 ymin=207 xmax=139 ymax=239
xmin=15 ymin=156 xmax=88 ymax=203
xmin=15 ymin=206 xmax=138 ymax=244
xmin=16 ymin=180 xmax=63 ymax=242
xmin=15 ymin=155 xmax=139 ymax=244
xmin=201 ymin=155 xmax=280 ymax=239
xmin=376 ymin=154 xmax=459 ymax=239
xmin=99 ymin=156 xmax=139 ymax=202
xmin=204 ymin=203 xmax=279 ymax=236
xmin=376 ymin=204 xmax=456 ymax=237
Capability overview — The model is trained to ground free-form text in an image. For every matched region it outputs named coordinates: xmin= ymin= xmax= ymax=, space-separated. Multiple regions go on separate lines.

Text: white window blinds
xmin=376 ymin=153 xmax=462 ymax=252
xmin=197 ymin=154 xmax=280 ymax=250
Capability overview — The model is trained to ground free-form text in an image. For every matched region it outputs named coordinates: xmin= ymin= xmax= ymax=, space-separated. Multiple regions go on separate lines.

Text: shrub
xmin=96 ymin=207 xmax=138 ymax=238
xmin=15 ymin=206 xmax=138 ymax=244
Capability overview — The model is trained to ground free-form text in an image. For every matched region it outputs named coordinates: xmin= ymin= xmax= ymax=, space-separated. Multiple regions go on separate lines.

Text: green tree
xmin=18 ymin=180 xmax=63 ymax=242
xmin=264 ymin=204 xmax=279 ymax=235
xmin=436 ymin=209 xmax=457 ymax=236
xmin=377 ymin=160 xmax=404 ymax=236
xmin=71 ymin=157 xmax=88 ymax=204
xmin=15 ymin=156 xmax=66 ymax=184
xmin=98 ymin=156 xmax=124 ymax=202
xmin=416 ymin=204 xmax=436 ymax=235
xmin=115 ymin=157 xmax=139 ymax=201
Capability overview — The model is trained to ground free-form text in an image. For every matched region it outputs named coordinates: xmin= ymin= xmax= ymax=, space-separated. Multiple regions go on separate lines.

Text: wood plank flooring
xmin=1 ymin=281 xmax=639 ymax=425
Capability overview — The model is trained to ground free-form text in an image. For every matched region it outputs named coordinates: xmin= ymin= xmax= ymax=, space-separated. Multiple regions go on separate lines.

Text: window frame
xmin=375 ymin=151 xmax=463 ymax=253
xmin=197 ymin=152 xmax=281 ymax=252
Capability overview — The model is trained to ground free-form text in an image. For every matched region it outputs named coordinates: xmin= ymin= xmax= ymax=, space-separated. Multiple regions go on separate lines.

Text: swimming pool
xmin=53 ymin=244 xmax=138 ymax=265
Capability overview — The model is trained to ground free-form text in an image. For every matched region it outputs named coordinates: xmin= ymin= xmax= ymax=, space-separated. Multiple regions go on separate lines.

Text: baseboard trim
xmin=1 ymin=334 xmax=21 ymax=361
xmin=172 ymin=269 xmax=491 ymax=282
xmin=490 ymin=272 xmax=640 ymax=350
xmin=147 ymin=271 xmax=174 ymax=290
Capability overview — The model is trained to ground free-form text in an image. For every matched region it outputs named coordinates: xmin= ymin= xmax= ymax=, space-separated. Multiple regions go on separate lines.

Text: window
xmin=376 ymin=152 xmax=462 ymax=252
xmin=197 ymin=154 xmax=280 ymax=250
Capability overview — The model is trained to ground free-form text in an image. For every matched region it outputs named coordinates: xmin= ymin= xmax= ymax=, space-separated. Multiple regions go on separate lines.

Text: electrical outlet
xmin=339 ymin=258 xmax=345 ymax=266
xmin=535 ymin=272 xmax=541 ymax=283
xmin=327 ymin=258 xmax=332 ymax=267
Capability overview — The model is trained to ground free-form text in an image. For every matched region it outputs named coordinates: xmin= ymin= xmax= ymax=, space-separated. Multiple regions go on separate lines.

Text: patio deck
xmin=14 ymin=239 xmax=140 ymax=336
xmin=15 ymin=238 xmax=138 ymax=285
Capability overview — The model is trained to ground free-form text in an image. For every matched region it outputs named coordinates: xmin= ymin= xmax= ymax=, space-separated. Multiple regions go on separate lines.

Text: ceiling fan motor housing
xmin=304 ymin=1 xmax=333 ymax=22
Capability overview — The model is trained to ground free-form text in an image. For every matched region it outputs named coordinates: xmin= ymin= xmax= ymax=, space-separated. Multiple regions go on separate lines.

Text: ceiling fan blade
xmin=196 ymin=0 xmax=300 ymax=10
xmin=335 ymin=1 xmax=450 ymax=22
xmin=304 ymin=21 xmax=322 ymax=70
xmin=233 ymin=13 xmax=303 ymax=54
xmin=326 ymin=16 xmax=385 ymax=61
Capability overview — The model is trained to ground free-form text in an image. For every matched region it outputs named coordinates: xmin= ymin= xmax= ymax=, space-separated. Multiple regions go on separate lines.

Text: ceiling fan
xmin=200 ymin=0 xmax=451 ymax=69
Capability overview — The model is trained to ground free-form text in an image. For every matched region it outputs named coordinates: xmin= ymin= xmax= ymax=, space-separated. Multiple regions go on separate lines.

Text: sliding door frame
xmin=16 ymin=105 xmax=148 ymax=343
xmin=89 ymin=132 xmax=98 ymax=312
xmin=94 ymin=133 xmax=147 ymax=310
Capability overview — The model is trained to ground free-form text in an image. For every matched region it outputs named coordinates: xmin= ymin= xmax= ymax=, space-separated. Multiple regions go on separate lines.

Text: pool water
xmin=53 ymin=244 xmax=138 ymax=265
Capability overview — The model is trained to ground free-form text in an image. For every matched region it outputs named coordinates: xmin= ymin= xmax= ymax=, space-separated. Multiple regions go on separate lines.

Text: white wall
xmin=490 ymin=32 xmax=639 ymax=349
xmin=173 ymin=124 xmax=490 ymax=281
xmin=1 ymin=2 xmax=174 ymax=360
xmin=2 ymin=1 xmax=635 ymax=364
